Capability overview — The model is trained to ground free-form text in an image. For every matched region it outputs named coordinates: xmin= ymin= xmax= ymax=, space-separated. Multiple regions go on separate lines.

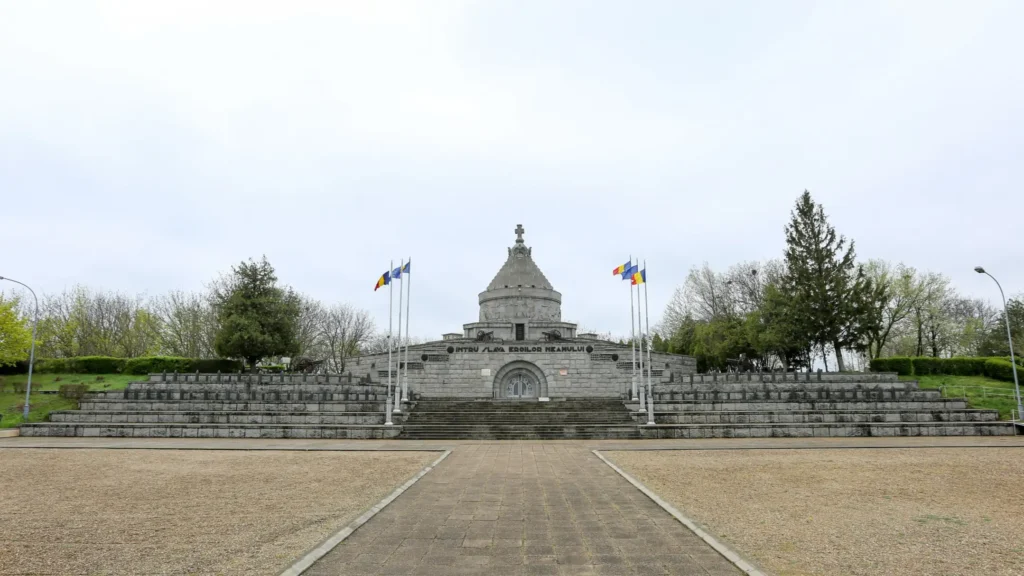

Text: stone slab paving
xmin=304 ymin=444 xmax=741 ymax=576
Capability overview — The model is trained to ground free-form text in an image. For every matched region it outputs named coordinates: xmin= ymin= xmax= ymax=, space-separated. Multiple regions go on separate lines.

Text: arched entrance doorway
xmin=493 ymin=360 xmax=549 ymax=399
xmin=504 ymin=370 xmax=537 ymax=398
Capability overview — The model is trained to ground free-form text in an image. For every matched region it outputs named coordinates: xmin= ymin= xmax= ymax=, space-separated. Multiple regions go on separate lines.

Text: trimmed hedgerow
xmin=871 ymin=356 xmax=1020 ymax=383
xmin=122 ymin=356 xmax=244 ymax=375
xmin=984 ymin=359 xmax=1021 ymax=383
xmin=869 ymin=357 xmax=914 ymax=376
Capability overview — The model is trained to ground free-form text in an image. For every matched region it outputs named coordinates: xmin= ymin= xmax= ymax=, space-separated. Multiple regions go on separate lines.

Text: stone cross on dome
xmin=515 ymin=224 xmax=525 ymax=243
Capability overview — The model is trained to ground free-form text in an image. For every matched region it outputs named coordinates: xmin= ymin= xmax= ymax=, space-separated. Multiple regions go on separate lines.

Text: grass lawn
xmin=902 ymin=374 xmax=1021 ymax=419
xmin=0 ymin=373 xmax=139 ymax=429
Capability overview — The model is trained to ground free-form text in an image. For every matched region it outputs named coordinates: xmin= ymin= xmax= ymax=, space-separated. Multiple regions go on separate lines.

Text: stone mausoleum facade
xmin=353 ymin=225 xmax=695 ymax=399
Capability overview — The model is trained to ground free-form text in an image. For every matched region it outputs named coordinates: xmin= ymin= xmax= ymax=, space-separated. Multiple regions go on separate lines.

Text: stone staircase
xmin=20 ymin=373 xmax=402 ymax=439
xmin=627 ymin=373 xmax=1015 ymax=437
xmin=398 ymin=398 xmax=641 ymax=440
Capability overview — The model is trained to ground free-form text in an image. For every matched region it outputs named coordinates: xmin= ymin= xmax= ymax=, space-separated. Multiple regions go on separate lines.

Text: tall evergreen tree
xmin=781 ymin=191 xmax=875 ymax=371
xmin=214 ymin=257 xmax=300 ymax=371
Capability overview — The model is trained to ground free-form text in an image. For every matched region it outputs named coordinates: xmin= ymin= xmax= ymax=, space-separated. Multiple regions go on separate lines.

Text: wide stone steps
xmin=77 ymin=400 xmax=391 ymax=412
xmin=629 ymin=409 xmax=1000 ymax=424
xmin=636 ymin=421 xmax=1015 ymax=438
xmin=399 ymin=398 xmax=640 ymax=439
xmin=47 ymin=410 xmax=398 ymax=425
xmin=19 ymin=422 xmax=403 ymax=439
xmin=627 ymin=399 xmax=970 ymax=411
xmin=650 ymin=390 xmax=943 ymax=402
xmin=398 ymin=424 xmax=641 ymax=440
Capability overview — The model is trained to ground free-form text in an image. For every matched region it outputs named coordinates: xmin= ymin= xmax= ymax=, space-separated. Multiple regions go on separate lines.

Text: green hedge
xmin=869 ymin=357 xmax=914 ymax=375
xmin=984 ymin=359 xmax=1020 ymax=382
xmin=871 ymin=356 xmax=1020 ymax=383
xmin=1 ymin=356 xmax=243 ymax=376
xmin=122 ymin=356 xmax=244 ymax=375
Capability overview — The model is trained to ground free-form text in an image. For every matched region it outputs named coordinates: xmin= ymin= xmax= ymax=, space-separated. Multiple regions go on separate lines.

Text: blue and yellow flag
xmin=631 ymin=269 xmax=646 ymax=285
xmin=402 ymin=261 xmax=411 ymax=274
xmin=374 ymin=271 xmax=391 ymax=291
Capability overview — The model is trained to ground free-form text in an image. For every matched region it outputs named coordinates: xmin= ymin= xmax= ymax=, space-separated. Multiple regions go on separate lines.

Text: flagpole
xmin=629 ymin=256 xmax=638 ymax=401
xmin=385 ymin=260 xmax=394 ymax=426
xmin=644 ymin=261 xmax=655 ymax=426
xmin=393 ymin=259 xmax=404 ymax=413
xmin=402 ymin=257 xmax=411 ymax=402
xmin=636 ymin=272 xmax=647 ymax=414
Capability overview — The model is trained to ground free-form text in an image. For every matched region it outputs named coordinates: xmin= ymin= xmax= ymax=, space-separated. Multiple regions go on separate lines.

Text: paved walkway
xmin=305 ymin=444 xmax=740 ymax=576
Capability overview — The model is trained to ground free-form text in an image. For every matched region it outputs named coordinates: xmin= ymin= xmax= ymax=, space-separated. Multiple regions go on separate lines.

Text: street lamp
xmin=0 ymin=276 xmax=39 ymax=420
xmin=974 ymin=267 xmax=1022 ymax=420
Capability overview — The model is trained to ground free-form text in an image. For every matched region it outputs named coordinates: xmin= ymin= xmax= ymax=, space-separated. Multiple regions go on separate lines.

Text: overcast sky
xmin=2 ymin=1 xmax=1021 ymax=340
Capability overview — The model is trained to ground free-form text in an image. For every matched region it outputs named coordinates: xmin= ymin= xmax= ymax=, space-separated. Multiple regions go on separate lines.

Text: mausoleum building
xmin=352 ymin=225 xmax=691 ymax=399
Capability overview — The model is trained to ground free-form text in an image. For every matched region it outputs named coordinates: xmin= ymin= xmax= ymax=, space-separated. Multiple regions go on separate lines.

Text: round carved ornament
xmin=446 ymin=346 xmax=455 ymax=354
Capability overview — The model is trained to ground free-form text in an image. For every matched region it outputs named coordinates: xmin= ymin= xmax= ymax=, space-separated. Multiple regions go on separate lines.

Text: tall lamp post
xmin=974 ymin=267 xmax=1022 ymax=420
xmin=0 ymin=276 xmax=39 ymax=420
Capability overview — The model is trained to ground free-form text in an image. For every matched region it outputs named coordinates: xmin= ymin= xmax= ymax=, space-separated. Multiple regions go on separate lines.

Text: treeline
xmin=655 ymin=191 xmax=1022 ymax=372
xmin=1 ymin=257 xmax=385 ymax=373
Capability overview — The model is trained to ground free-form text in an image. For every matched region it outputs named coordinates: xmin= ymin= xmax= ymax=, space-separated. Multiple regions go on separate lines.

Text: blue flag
xmin=622 ymin=264 xmax=638 ymax=280
xmin=392 ymin=266 xmax=403 ymax=280
xmin=402 ymin=261 xmax=411 ymax=274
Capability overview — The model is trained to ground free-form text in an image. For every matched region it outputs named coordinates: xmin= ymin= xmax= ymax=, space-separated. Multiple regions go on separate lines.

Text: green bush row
xmin=122 ymin=357 xmax=244 ymax=375
xmin=0 ymin=356 xmax=243 ymax=375
xmin=870 ymin=356 xmax=1021 ymax=382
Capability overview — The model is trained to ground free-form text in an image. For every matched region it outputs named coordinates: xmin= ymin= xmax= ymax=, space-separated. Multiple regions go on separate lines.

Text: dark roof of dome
xmin=485 ymin=225 xmax=554 ymax=291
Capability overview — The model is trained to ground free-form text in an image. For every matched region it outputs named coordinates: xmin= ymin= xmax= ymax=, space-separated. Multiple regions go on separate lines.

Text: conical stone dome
xmin=478 ymin=225 xmax=562 ymax=322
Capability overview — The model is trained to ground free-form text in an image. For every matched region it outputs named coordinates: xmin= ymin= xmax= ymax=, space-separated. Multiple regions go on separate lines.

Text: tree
xmin=213 ymin=257 xmax=300 ymax=371
xmin=781 ymin=191 xmax=874 ymax=371
xmin=318 ymin=303 xmax=374 ymax=373
xmin=978 ymin=297 xmax=1024 ymax=357
xmin=0 ymin=293 xmax=33 ymax=367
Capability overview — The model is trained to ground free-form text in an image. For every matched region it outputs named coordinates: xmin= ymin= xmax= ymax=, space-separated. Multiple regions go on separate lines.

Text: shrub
xmin=943 ymin=357 xmax=988 ymax=376
xmin=58 ymin=383 xmax=90 ymax=399
xmin=911 ymin=357 xmax=943 ymax=376
xmin=260 ymin=364 xmax=286 ymax=373
xmin=122 ymin=356 xmax=245 ymax=375
xmin=123 ymin=356 xmax=193 ymax=375
xmin=0 ymin=360 xmax=30 ymax=375
xmin=68 ymin=356 xmax=125 ymax=374
xmin=13 ymin=381 xmax=27 ymax=394
xmin=984 ymin=359 xmax=1021 ymax=383
xmin=34 ymin=358 xmax=68 ymax=374
xmin=870 ymin=357 xmax=914 ymax=375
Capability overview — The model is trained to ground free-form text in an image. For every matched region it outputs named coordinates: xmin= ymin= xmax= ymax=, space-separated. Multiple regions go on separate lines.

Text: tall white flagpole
xmin=636 ymin=271 xmax=647 ymax=414
xmin=385 ymin=261 xmax=394 ymax=426
xmin=644 ymin=261 xmax=655 ymax=426
xmin=402 ymin=257 xmax=411 ymax=402
xmin=393 ymin=259 xmax=403 ymax=413
xmin=629 ymin=257 xmax=638 ymax=401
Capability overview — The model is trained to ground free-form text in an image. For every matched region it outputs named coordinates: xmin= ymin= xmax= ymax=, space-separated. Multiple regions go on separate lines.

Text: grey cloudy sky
xmin=2 ymin=1 xmax=1021 ymax=340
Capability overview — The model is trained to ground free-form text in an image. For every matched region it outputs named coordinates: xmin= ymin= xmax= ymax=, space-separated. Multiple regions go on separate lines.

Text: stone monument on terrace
xmin=352 ymin=224 xmax=693 ymax=399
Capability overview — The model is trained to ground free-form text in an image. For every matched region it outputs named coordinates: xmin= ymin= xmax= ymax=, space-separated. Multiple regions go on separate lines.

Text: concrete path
xmin=304 ymin=444 xmax=741 ymax=576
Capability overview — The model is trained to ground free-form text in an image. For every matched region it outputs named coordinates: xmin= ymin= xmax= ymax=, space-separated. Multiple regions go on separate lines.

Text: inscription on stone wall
xmin=451 ymin=345 xmax=588 ymax=353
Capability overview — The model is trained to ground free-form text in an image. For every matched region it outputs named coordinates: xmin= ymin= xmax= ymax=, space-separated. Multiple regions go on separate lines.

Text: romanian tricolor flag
xmin=612 ymin=261 xmax=631 ymax=277
xmin=631 ymin=269 xmax=646 ymax=285
xmin=374 ymin=271 xmax=391 ymax=291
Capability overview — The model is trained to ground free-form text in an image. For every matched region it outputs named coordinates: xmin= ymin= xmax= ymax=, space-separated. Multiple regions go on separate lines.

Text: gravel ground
xmin=0 ymin=449 xmax=437 ymax=575
xmin=605 ymin=448 xmax=1024 ymax=576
